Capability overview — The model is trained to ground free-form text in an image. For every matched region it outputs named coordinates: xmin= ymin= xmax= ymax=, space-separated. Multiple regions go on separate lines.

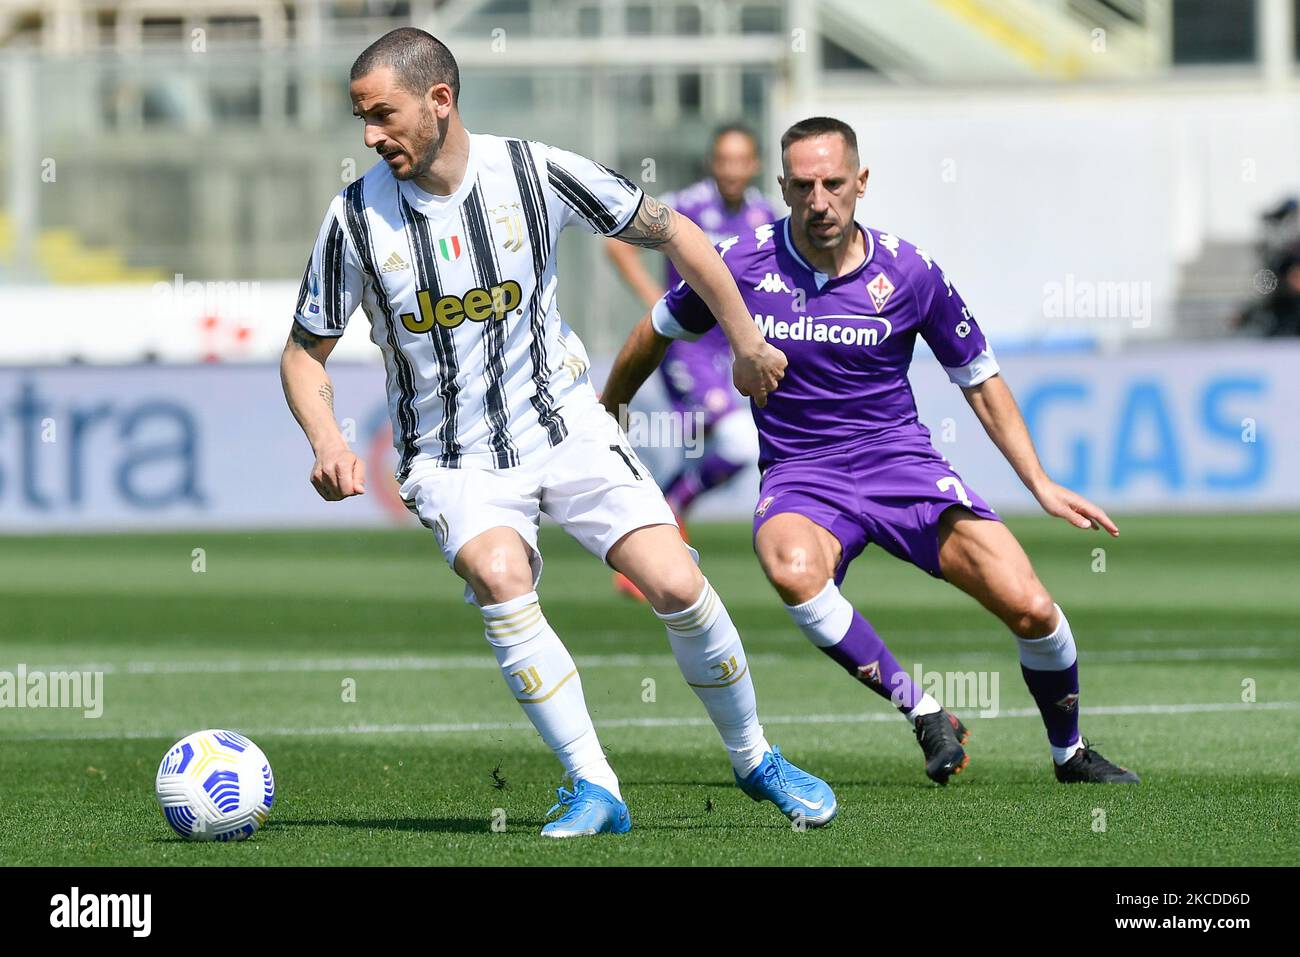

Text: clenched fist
xmin=311 ymin=445 xmax=367 ymax=501
xmin=732 ymin=341 xmax=788 ymax=408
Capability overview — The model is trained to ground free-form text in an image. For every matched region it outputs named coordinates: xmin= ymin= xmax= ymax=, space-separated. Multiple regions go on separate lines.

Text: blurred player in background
xmin=605 ymin=125 xmax=773 ymax=600
xmin=603 ymin=116 xmax=1140 ymax=787
xmin=281 ymin=29 xmax=837 ymax=837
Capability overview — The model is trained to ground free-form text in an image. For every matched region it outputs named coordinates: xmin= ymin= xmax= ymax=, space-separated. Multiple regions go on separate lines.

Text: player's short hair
xmin=351 ymin=28 xmax=461 ymax=105
xmin=779 ymin=116 xmax=859 ymax=166
xmin=711 ymin=122 xmax=759 ymax=154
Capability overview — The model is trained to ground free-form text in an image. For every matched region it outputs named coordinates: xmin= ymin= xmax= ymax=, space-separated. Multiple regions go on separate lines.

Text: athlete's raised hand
xmin=311 ymin=445 xmax=367 ymax=501
xmin=1034 ymin=480 xmax=1118 ymax=536
xmin=733 ymin=341 xmax=788 ymax=408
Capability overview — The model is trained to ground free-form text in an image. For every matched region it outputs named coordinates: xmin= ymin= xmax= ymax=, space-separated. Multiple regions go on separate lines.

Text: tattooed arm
xmin=613 ymin=194 xmax=786 ymax=407
xmin=280 ymin=323 xmax=366 ymax=501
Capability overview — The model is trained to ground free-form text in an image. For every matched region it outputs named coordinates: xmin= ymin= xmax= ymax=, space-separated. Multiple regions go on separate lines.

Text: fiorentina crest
xmin=1056 ymin=692 xmax=1080 ymax=712
xmin=856 ymin=660 xmax=882 ymax=685
xmin=866 ymin=272 xmax=895 ymax=313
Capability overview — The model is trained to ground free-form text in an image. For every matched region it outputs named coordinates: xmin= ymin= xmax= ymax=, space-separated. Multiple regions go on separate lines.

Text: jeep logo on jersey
xmin=400 ymin=280 xmax=523 ymax=332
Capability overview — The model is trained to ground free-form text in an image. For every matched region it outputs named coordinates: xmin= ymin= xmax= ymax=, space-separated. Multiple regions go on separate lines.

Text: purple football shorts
xmin=752 ymin=428 xmax=1000 ymax=582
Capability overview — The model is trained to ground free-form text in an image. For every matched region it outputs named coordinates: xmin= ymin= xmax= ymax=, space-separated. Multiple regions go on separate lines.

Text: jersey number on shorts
xmin=936 ymin=476 xmax=973 ymax=508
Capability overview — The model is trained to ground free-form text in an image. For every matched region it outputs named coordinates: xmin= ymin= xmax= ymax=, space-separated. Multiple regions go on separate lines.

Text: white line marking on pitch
xmin=4 ymin=645 xmax=1292 ymax=676
xmin=6 ymin=700 xmax=1296 ymax=743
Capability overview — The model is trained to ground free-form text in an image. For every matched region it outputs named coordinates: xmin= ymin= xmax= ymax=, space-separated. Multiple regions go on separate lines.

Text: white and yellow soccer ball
xmin=155 ymin=729 xmax=275 ymax=842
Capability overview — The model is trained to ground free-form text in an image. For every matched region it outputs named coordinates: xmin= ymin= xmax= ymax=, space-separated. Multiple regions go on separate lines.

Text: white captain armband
xmin=943 ymin=346 xmax=1000 ymax=387
xmin=650 ymin=297 xmax=706 ymax=342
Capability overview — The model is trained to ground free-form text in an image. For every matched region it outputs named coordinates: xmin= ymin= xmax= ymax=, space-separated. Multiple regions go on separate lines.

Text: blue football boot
xmin=540 ymin=780 xmax=632 ymax=838
xmin=735 ymin=746 xmax=837 ymax=827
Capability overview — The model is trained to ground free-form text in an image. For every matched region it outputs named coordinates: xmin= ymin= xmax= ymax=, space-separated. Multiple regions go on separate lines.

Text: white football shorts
xmin=398 ymin=402 xmax=685 ymax=604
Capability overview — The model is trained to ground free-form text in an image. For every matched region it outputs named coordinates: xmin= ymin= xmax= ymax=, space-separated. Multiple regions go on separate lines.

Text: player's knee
xmin=759 ymin=542 xmax=831 ymax=605
xmin=641 ymin=561 xmax=706 ymax=614
xmin=465 ymin=554 xmax=534 ymax=605
xmin=1009 ymin=589 xmax=1058 ymax=638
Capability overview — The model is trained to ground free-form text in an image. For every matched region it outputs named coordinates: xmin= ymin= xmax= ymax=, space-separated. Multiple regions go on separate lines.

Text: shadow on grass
xmin=272 ymin=817 xmax=492 ymax=834
xmin=266 ymin=815 xmax=778 ymax=835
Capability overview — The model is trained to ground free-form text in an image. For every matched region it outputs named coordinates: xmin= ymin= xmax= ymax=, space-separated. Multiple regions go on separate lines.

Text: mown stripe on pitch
xmin=11 ymin=643 xmax=1293 ymax=676
xmin=10 ymin=701 xmax=1298 ymax=742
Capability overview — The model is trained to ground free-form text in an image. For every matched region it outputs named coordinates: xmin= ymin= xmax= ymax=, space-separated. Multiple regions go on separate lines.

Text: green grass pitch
xmin=1 ymin=513 xmax=1297 ymax=866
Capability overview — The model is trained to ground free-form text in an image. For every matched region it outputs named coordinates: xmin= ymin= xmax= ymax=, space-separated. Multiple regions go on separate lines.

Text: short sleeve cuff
xmin=292 ymin=313 xmax=345 ymax=339
xmin=651 ymin=298 xmax=704 ymax=342
xmin=606 ymin=188 xmax=646 ymax=236
xmin=943 ymin=345 xmax=999 ymax=387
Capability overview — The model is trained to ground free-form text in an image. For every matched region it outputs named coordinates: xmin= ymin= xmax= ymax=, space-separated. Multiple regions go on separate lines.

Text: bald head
xmin=351 ymin=27 xmax=460 ymax=104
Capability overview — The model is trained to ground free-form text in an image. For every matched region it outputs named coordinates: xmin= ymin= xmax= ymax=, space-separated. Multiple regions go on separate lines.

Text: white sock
xmin=655 ymin=580 xmax=770 ymax=777
xmin=784 ymin=579 xmax=853 ymax=647
xmin=1015 ymin=605 xmax=1077 ymax=670
xmin=1053 ymin=742 xmax=1084 ymax=765
xmin=905 ymin=695 xmax=943 ymax=722
xmin=481 ymin=591 xmax=621 ymax=799
xmin=1016 ymin=604 xmax=1083 ymax=765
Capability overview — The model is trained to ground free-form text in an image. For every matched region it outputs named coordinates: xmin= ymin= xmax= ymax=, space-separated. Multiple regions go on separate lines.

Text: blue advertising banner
xmin=1 ymin=341 xmax=1296 ymax=531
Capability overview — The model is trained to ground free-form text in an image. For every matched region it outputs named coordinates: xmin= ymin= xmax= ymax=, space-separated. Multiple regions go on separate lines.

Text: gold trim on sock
xmin=686 ymin=661 xmax=749 ymax=689
xmin=514 ymin=667 xmax=578 ymax=703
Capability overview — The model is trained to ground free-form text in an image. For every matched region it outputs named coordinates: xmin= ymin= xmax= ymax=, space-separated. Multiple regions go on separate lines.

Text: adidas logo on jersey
xmin=380 ymin=251 xmax=410 ymax=274
xmin=753 ymin=272 xmax=793 ymax=294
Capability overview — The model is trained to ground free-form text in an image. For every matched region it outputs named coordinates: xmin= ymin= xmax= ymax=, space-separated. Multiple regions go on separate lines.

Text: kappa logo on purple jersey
xmin=753 ymin=272 xmax=793 ymax=294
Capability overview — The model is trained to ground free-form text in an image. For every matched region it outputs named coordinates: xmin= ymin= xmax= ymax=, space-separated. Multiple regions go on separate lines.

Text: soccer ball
xmin=155 ymin=729 xmax=275 ymax=842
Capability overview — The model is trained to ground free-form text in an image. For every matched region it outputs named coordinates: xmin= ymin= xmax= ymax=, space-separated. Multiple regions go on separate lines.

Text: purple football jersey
xmin=657 ymin=179 xmax=777 ymax=422
xmin=652 ymin=217 xmax=999 ymax=469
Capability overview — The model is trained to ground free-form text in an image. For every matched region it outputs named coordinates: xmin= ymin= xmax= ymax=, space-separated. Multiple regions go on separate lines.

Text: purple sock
xmin=822 ymin=610 xmax=923 ymax=713
xmin=1016 ymin=606 xmax=1082 ymax=756
xmin=665 ymin=452 xmax=743 ymax=513
xmin=1020 ymin=662 xmax=1081 ymax=749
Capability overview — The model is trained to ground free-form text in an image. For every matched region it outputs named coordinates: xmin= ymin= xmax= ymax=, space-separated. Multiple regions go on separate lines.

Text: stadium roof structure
xmin=0 ymin=0 xmax=1172 ymax=83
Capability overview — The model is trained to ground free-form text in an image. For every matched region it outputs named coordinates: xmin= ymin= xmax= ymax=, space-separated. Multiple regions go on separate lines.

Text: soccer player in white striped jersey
xmin=280 ymin=28 xmax=836 ymax=836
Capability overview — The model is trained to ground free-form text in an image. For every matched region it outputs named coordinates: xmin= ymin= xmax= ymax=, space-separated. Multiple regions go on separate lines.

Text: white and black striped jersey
xmin=294 ymin=131 xmax=644 ymax=477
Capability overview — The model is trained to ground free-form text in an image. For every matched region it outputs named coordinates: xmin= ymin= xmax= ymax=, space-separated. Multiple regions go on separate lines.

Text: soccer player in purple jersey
xmin=605 ymin=126 xmax=774 ymax=533
xmin=601 ymin=117 xmax=1139 ymax=785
